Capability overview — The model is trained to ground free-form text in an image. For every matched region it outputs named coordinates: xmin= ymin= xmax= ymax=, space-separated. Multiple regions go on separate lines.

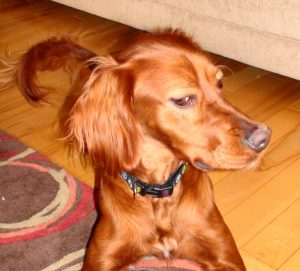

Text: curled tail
xmin=0 ymin=37 xmax=96 ymax=104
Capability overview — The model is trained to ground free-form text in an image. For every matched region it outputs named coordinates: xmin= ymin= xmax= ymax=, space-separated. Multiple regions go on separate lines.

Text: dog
xmin=4 ymin=29 xmax=271 ymax=270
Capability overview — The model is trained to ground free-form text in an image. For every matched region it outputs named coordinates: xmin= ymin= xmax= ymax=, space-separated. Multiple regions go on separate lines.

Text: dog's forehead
xmin=133 ymin=50 xmax=219 ymax=99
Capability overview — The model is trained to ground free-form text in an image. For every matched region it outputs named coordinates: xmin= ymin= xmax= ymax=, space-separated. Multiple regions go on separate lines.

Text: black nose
xmin=243 ymin=123 xmax=272 ymax=152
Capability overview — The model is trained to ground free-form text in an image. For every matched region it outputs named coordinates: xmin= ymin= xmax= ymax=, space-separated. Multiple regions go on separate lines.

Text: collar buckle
xmin=138 ymin=183 xmax=174 ymax=198
xmin=158 ymin=186 xmax=174 ymax=198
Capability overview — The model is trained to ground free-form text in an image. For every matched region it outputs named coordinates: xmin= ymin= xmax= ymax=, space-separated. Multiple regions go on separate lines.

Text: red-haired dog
xmin=5 ymin=30 xmax=271 ymax=270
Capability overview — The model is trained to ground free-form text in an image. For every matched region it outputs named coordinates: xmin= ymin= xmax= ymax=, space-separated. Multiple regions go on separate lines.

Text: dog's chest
xmin=151 ymin=198 xmax=179 ymax=259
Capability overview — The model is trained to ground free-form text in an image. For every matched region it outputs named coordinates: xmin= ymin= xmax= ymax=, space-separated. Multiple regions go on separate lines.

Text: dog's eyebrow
xmin=216 ymin=70 xmax=224 ymax=81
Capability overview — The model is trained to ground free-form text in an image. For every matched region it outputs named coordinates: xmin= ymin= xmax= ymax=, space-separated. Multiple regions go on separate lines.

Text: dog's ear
xmin=67 ymin=56 xmax=142 ymax=176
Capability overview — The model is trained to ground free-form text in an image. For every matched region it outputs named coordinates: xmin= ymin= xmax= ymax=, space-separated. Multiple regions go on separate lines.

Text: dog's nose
xmin=243 ymin=123 xmax=272 ymax=152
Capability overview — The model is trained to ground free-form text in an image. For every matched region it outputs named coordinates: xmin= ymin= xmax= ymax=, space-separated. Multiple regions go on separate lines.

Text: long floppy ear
xmin=67 ymin=56 xmax=142 ymax=176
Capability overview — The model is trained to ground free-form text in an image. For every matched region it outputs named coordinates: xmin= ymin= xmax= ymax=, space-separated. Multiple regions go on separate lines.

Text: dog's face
xmin=69 ymin=31 xmax=271 ymax=174
xmin=131 ymin=37 xmax=271 ymax=171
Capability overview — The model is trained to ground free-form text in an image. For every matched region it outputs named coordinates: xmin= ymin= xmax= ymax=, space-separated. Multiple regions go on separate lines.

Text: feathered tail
xmin=0 ymin=37 xmax=96 ymax=104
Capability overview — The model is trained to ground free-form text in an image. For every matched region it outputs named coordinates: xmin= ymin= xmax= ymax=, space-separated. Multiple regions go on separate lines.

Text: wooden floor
xmin=1 ymin=1 xmax=300 ymax=270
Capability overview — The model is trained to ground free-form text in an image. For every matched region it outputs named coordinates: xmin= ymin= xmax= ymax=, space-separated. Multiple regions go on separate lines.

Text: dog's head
xmin=67 ymin=30 xmax=271 ymax=175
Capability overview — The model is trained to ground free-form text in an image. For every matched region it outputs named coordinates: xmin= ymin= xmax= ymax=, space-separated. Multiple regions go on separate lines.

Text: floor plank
xmin=225 ymin=74 xmax=300 ymax=122
xmin=240 ymin=251 xmax=275 ymax=271
xmin=288 ymin=96 xmax=300 ymax=113
xmin=243 ymin=198 xmax=300 ymax=269
xmin=224 ymin=156 xmax=300 ymax=247
xmin=222 ymin=66 xmax=270 ymax=96
xmin=278 ymin=248 xmax=300 ymax=271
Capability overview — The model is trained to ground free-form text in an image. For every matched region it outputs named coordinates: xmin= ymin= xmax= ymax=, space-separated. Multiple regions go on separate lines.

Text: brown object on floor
xmin=7 ymin=27 xmax=273 ymax=269
xmin=0 ymin=130 xmax=97 ymax=270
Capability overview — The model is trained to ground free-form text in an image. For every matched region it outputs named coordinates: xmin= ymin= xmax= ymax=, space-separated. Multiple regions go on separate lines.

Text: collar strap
xmin=120 ymin=162 xmax=187 ymax=198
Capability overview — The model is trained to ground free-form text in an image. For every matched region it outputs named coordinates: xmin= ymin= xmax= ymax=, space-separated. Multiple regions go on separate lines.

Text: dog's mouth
xmin=193 ymin=160 xmax=213 ymax=171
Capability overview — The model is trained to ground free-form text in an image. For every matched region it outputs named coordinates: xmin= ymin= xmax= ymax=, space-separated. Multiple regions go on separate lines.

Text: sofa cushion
xmin=160 ymin=0 xmax=300 ymax=40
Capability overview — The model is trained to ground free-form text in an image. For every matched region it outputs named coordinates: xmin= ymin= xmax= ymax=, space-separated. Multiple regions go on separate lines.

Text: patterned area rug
xmin=0 ymin=130 xmax=201 ymax=271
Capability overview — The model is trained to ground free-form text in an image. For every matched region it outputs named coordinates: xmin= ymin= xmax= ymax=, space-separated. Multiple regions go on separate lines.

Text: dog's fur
xmin=2 ymin=30 xmax=272 ymax=271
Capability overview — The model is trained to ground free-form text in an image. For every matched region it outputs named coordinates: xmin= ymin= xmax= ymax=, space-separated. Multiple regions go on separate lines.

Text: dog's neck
xmin=132 ymin=135 xmax=181 ymax=185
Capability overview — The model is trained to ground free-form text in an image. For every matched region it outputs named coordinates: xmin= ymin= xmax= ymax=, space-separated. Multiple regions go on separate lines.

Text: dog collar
xmin=120 ymin=162 xmax=188 ymax=198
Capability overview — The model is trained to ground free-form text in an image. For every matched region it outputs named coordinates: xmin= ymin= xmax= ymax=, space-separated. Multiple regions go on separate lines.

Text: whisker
xmin=216 ymin=64 xmax=235 ymax=78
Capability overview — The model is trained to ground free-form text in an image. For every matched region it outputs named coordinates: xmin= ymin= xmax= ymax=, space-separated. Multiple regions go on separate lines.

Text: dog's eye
xmin=216 ymin=70 xmax=223 ymax=89
xmin=217 ymin=79 xmax=223 ymax=89
xmin=171 ymin=95 xmax=196 ymax=108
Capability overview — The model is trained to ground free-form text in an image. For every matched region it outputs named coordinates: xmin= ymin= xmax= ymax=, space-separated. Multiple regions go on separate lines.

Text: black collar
xmin=120 ymin=162 xmax=188 ymax=198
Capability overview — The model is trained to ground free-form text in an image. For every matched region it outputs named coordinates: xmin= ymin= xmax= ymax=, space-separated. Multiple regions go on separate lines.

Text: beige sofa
xmin=53 ymin=0 xmax=300 ymax=80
